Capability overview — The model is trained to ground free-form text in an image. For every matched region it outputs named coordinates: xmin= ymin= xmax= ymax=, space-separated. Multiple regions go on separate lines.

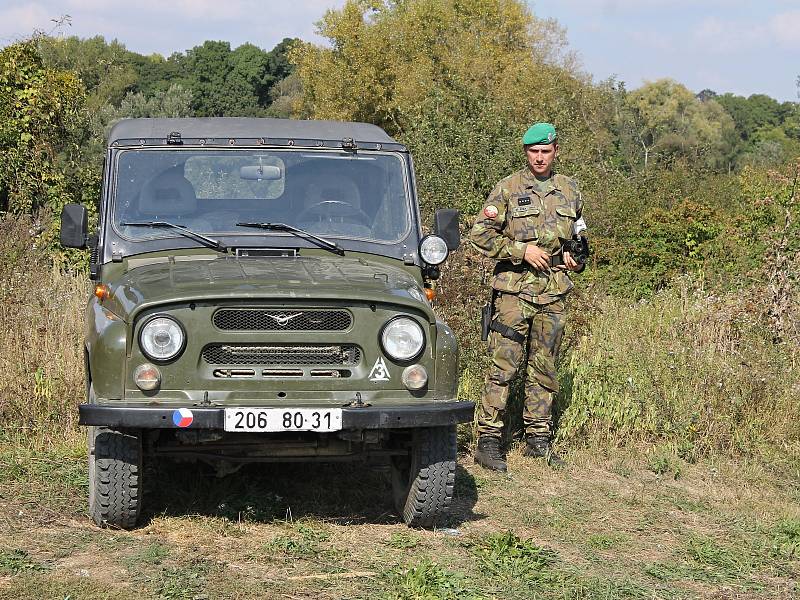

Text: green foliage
xmin=617 ymin=79 xmax=736 ymax=171
xmin=771 ymin=518 xmax=800 ymax=558
xmin=716 ymin=92 xmax=800 ymax=168
xmin=174 ymin=39 xmax=297 ymax=117
xmin=384 ymin=559 xmax=483 ymax=600
xmin=469 ymin=531 xmax=557 ymax=581
xmin=0 ymin=40 xmax=87 ymax=218
xmin=292 ymin=0 xmax=613 ymax=219
xmin=0 ymin=549 xmax=48 ymax=575
xmin=264 ymin=522 xmax=330 ymax=557
xmin=385 ymin=531 xmax=424 ymax=549
xmin=37 ymin=35 xmax=137 ymax=111
xmin=646 ymin=445 xmax=682 ymax=479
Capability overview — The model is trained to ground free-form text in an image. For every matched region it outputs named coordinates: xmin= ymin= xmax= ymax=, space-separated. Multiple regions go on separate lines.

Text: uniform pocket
xmin=555 ymin=206 xmax=576 ymax=218
xmin=554 ymin=205 xmax=577 ymax=239
xmin=509 ymin=206 xmax=541 ymax=241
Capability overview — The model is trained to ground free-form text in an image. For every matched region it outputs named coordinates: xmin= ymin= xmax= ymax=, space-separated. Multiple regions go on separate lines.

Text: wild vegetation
xmin=0 ymin=0 xmax=799 ymax=597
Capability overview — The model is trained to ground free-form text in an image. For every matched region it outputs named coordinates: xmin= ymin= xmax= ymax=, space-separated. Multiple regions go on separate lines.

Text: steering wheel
xmin=297 ymin=200 xmax=371 ymax=227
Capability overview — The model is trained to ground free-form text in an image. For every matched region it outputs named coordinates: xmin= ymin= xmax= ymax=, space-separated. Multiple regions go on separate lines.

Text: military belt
xmin=488 ymin=319 xmax=526 ymax=344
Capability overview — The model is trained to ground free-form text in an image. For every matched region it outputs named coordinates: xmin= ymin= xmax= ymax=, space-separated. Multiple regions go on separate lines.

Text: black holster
xmin=480 ymin=292 xmax=494 ymax=342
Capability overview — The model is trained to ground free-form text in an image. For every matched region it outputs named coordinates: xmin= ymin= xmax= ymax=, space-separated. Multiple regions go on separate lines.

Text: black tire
xmin=391 ymin=426 xmax=456 ymax=528
xmin=88 ymin=424 xmax=143 ymax=529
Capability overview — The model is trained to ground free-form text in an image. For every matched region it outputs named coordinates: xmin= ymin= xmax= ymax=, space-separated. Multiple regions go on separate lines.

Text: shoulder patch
xmin=484 ymin=205 xmax=499 ymax=219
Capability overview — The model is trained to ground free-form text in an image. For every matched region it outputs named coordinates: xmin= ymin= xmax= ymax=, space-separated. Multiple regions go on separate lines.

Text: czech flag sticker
xmin=172 ymin=408 xmax=194 ymax=428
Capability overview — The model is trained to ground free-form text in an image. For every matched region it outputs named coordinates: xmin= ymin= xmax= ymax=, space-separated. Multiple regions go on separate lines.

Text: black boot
xmin=474 ymin=435 xmax=507 ymax=472
xmin=523 ymin=435 xmax=565 ymax=468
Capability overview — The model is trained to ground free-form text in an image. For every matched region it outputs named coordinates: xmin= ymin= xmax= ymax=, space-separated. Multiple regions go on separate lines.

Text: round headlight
xmin=381 ymin=317 xmax=425 ymax=361
xmin=419 ymin=235 xmax=449 ymax=265
xmin=140 ymin=316 xmax=185 ymax=361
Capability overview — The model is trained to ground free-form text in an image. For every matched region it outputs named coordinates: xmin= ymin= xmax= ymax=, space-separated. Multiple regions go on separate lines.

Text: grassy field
xmin=1 ymin=216 xmax=798 ymax=598
xmin=1 ymin=439 xmax=798 ymax=599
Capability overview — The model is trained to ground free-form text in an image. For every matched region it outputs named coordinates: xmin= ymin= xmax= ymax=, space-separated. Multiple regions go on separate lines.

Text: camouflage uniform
xmin=469 ymin=168 xmax=584 ymax=438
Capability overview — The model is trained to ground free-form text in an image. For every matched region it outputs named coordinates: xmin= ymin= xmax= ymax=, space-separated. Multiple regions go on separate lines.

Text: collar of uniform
xmin=521 ymin=168 xmax=560 ymax=194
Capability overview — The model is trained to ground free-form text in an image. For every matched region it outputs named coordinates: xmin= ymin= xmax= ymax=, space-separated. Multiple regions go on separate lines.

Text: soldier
xmin=469 ymin=122 xmax=586 ymax=471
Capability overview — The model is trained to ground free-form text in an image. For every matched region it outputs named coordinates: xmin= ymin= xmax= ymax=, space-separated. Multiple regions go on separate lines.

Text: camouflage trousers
xmin=477 ymin=292 xmax=566 ymax=439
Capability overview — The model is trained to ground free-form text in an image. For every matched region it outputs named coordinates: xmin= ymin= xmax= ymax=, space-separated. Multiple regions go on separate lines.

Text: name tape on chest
xmin=510 ymin=205 xmax=541 ymax=218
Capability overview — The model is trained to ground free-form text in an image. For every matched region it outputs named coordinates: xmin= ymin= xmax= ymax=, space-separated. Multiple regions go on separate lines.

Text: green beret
xmin=522 ymin=122 xmax=557 ymax=146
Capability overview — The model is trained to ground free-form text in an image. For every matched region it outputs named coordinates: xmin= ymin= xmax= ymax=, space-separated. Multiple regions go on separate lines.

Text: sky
xmin=0 ymin=0 xmax=797 ymax=101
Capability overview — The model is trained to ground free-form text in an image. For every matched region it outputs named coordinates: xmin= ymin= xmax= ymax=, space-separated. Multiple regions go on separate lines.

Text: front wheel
xmin=391 ymin=426 xmax=457 ymax=528
xmin=88 ymin=425 xmax=143 ymax=529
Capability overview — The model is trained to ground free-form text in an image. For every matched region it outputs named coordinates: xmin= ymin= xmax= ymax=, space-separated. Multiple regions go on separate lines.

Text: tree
xmin=264 ymin=38 xmax=296 ymax=96
xmin=291 ymin=0 xmax=613 ymax=215
xmin=0 ymin=40 xmax=94 ymax=267
xmin=176 ymin=40 xmax=298 ymax=117
xmin=0 ymin=41 xmax=86 ymax=215
xmin=621 ymin=79 xmax=735 ymax=171
xmin=38 ymin=36 xmax=137 ymax=112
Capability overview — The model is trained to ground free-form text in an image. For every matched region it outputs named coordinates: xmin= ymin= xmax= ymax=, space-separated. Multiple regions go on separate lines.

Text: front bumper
xmin=79 ymin=401 xmax=475 ymax=430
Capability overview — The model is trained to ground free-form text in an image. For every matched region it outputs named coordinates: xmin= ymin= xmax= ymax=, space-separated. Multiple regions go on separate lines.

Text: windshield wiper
xmin=235 ymin=222 xmax=345 ymax=256
xmin=121 ymin=221 xmax=228 ymax=252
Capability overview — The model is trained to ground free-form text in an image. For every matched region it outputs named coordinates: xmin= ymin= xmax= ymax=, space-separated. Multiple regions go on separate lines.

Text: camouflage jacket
xmin=468 ymin=168 xmax=584 ymax=305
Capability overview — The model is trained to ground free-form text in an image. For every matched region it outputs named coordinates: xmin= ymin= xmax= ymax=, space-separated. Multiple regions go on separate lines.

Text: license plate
xmin=224 ymin=408 xmax=342 ymax=432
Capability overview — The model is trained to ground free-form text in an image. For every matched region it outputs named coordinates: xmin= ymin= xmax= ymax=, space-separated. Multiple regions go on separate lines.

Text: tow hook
xmin=346 ymin=392 xmax=371 ymax=408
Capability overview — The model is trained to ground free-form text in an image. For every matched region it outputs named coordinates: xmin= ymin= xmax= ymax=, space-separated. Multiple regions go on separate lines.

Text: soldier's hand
xmin=563 ymin=251 xmax=579 ymax=271
xmin=523 ymin=244 xmax=550 ymax=271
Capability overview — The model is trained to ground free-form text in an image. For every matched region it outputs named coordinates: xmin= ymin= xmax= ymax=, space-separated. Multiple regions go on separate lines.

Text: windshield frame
xmin=101 ymin=145 xmax=421 ymax=263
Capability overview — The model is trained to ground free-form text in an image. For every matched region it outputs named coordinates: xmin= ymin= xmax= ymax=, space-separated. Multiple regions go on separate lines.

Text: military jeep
xmin=60 ymin=118 xmax=472 ymax=529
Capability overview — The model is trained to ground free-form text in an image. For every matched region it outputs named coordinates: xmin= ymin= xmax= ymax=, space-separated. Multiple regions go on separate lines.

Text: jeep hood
xmin=104 ymin=255 xmax=434 ymax=322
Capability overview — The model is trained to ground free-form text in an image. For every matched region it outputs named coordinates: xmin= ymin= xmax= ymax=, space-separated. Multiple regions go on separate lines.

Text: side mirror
xmin=60 ymin=204 xmax=88 ymax=249
xmin=434 ymin=208 xmax=460 ymax=251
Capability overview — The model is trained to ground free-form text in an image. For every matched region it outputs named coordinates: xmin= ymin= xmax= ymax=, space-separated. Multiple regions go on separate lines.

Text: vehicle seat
xmin=297 ymin=177 xmax=372 ymax=238
xmin=138 ymin=168 xmax=212 ymax=232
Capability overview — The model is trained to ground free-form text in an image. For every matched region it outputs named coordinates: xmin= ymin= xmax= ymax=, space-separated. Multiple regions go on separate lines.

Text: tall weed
xmin=556 ymin=280 xmax=800 ymax=455
xmin=0 ymin=215 xmax=87 ymax=448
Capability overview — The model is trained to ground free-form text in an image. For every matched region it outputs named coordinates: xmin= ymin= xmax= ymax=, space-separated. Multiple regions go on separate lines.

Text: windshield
xmin=112 ymin=148 xmax=412 ymax=244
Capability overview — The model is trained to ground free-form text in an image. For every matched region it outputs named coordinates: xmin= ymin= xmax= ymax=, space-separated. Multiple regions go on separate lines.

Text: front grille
xmin=213 ymin=308 xmax=352 ymax=331
xmin=202 ymin=344 xmax=361 ymax=366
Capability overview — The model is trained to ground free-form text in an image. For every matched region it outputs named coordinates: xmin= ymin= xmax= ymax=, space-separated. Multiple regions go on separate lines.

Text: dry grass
xmin=557 ymin=279 xmax=800 ymax=456
xmin=0 ymin=213 xmax=799 ymax=596
xmin=0 ymin=215 xmax=87 ymax=449
xmin=0 ymin=446 xmax=798 ymax=599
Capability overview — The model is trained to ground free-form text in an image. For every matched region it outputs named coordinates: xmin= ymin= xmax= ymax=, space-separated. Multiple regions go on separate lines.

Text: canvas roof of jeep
xmin=107 ymin=117 xmax=405 ymax=151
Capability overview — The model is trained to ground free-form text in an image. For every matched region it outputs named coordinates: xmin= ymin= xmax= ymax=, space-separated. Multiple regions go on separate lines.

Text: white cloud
xmin=534 ymin=0 xmax=752 ymax=15
xmin=0 ymin=0 xmax=346 ymax=55
xmin=691 ymin=10 xmax=800 ymax=55
xmin=768 ymin=9 xmax=800 ymax=49
xmin=628 ymin=29 xmax=674 ymax=53
xmin=0 ymin=3 xmax=59 ymax=42
xmin=691 ymin=16 xmax=764 ymax=54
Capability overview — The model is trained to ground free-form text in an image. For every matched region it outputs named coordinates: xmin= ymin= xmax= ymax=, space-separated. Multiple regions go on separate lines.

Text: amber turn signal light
xmin=424 ymin=287 xmax=436 ymax=301
xmin=94 ymin=284 xmax=110 ymax=301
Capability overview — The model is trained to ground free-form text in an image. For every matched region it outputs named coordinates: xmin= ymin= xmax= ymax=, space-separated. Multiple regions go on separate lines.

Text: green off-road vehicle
xmin=60 ymin=118 xmax=472 ymax=529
